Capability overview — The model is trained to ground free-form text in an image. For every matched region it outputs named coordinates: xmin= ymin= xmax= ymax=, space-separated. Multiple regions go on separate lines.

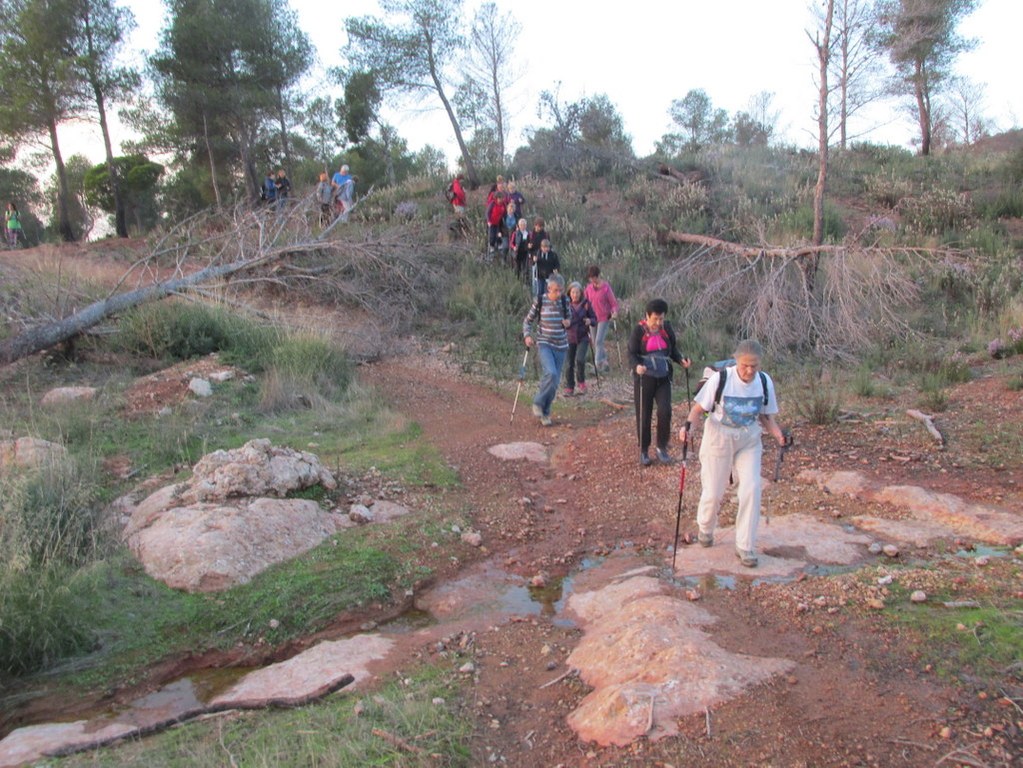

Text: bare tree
xmin=810 ymin=0 xmax=835 ymax=272
xmin=825 ymin=0 xmax=886 ymax=148
xmin=945 ymin=75 xmax=988 ymax=145
xmin=462 ymin=1 xmax=521 ymax=163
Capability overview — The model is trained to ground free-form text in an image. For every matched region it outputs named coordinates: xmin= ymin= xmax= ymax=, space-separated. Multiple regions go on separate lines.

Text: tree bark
xmin=48 ymin=116 xmax=76 ymax=242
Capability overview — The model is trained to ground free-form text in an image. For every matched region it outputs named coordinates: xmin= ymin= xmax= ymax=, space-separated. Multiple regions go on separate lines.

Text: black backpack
xmin=696 ymin=359 xmax=769 ymax=411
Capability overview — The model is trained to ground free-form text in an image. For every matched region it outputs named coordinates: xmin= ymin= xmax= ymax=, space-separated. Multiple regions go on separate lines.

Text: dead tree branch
xmin=652 ymin=231 xmax=972 ymax=359
xmin=0 ymin=196 xmax=450 ymax=366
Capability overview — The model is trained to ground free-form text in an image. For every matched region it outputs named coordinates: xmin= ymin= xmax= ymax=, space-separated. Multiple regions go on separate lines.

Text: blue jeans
xmin=534 ymin=344 xmax=567 ymax=416
xmin=591 ymin=321 xmax=611 ymax=369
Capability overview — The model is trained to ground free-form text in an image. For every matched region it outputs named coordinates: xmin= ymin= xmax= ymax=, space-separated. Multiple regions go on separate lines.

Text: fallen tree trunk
xmin=664 ymin=230 xmax=845 ymax=260
xmin=0 ymin=259 xmax=255 ymax=366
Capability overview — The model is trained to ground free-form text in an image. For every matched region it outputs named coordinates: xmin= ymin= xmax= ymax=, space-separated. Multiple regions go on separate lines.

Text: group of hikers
xmin=524 ymin=279 xmax=788 ymax=569
xmin=4 ymin=201 xmax=21 ymax=247
xmin=260 ymin=163 xmax=356 ymax=227
xmin=472 ymin=175 xmax=788 ymax=569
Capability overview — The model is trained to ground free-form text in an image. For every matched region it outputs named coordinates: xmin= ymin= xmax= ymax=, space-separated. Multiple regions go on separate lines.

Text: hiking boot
xmin=563 ymin=387 xmax=574 ymax=397
xmin=540 ymin=415 xmax=553 ymax=427
xmin=697 ymin=532 xmax=714 ymax=548
xmin=577 ymin=382 xmax=587 ymax=394
xmin=531 ymin=404 xmax=543 ymax=419
xmin=735 ymin=549 xmax=759 ymax=568
xmin=655 ymin=448 xmax=672 ymax=464
xmin=639 ymin=451 xmax=652 ymax=467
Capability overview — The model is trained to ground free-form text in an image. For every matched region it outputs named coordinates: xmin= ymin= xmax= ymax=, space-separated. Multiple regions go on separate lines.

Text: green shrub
xmin=794 ymin=378 xmax=843 ymax=425
xmin=900 ymin=188 xmax=974 ymax=235
xmin=918 ymin=374 xmax=949 ymax=412
xmin=115 ymin=300 xmax=279 ymax=367
xmin=0 ymin=458 xmax=103 ymax=570
xmin=936 ymin=353 xmax=971 ymax=386
xmin=864 ymin=171 xmax=913 ymax=209
xmin=773 ymin=203 xmax=846 ymax=242
xmin=0 ymin=564 xmax=98 ymax=676
xmin=851 ymin=366 xmax=881 ymax=398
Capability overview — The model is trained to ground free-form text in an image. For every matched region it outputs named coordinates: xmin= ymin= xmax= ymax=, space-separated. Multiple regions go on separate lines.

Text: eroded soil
xmin=358 ymin=349 xmax=1023 ymax=767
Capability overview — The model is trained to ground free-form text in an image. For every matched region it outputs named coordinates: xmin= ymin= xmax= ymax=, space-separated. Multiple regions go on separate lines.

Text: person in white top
xmin=677 ymin=340 xmax=787 ymax=568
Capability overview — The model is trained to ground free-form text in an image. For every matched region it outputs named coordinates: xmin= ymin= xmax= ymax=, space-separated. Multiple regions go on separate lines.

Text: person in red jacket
xmin=448 ymin=174 xmax=466 ymax=214
xmin=486 ymin=192 xmax=507 ymax=258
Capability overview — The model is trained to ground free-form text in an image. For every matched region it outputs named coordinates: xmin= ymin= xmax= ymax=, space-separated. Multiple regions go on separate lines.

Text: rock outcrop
xmin=124 ymin=439 xmax=341 ymax=592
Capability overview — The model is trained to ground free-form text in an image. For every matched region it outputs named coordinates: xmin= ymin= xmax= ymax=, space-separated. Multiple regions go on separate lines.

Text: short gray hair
xmin=733 ymin=339 xmax=764 ymax=359
xmin=547 ymin=274 xmax=565 ymax=291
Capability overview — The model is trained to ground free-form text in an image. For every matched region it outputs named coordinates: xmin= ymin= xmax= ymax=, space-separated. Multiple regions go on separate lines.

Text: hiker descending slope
xmin=522 ymin=274 xmax=571 ymax=427
xmin=628 ymin=299 xmax=691 ymax=466
xmin=678 ymin=339 xmax=787 ymax=568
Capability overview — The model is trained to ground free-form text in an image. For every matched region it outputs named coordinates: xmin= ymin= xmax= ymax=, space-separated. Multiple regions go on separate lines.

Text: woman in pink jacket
xmin=584 ymin=264 xmax=619 ymax=372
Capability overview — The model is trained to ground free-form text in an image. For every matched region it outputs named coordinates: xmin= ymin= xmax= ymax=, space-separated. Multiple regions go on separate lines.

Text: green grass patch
xmin=338 ymin=420 xmax=459 ymax=488
xmin=56 ymin=661 xmax=473 ymax=767
xmin=886 ymin=592 xmax=1023 ymax=683
xmin=64 ymin=532 xmax=406 ymax=690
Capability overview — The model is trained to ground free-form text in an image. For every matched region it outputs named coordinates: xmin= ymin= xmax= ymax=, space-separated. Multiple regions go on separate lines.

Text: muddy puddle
xmin=1 ymin=553 xmax=609 ymax=758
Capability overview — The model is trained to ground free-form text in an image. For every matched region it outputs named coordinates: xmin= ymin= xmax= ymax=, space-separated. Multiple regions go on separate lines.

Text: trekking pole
xmin=684 ymin=363 xmax=692 ymax=412
xmin=766 ymin=429 xmax=793 ymax=525
xmin=589 ymin=331 xmax=601 ymax=387
xmin=510 ymin=348 xmax=529 ymax=423
xmin=773 ymin=429 xmax=794 ymax=482
xmin=613 ymin=320 xmax=624 ymax=368
xmin=638 ymin=373 xmax=646 ymax=451
xmin=671 ymin=439 xmax=689 ymax=570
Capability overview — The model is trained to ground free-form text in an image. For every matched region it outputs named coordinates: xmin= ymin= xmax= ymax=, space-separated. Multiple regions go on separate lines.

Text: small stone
xmin=432 ymin=697 xmax=446 ymax=705
xmin=188 ymin=378 xmax=213 ymax=397
xmin=975 ymin=556 xmax=990 ymax=566
xmin=546 ymin=660 xmax=558 ymax=670
xmin=685 ymin=589 xmax=701 ymax=602
xmin=268 ymin=618 xmax=280 ymax=629
xmin=461 ymin=531 xmax=483 ymax=547
xmin=787 ymin=675 xmax=798 ymax=685
xmin=939 ymin=726 xmax=952 ymax=739
xmin=459 ymin=662 xmax=475 ymax=673
xmin=910 ymin=590 xmax=927 ymax=603
xmin=540 ymin=643 xmax=553 ymax=656
xmin=882 ymin=544 xmax=900 ymax=558
xmin=866 ymin=597 xmax=886 ymax=610
xmin=349 ymin=504 xmax=373 ymax=524
xmin=877 ymin=575 xmax=893 ymax=586
xmin=530 ymin=573 xmax=547 ymax=588
xmin=868 ymin=542 xmax=883 ymax=555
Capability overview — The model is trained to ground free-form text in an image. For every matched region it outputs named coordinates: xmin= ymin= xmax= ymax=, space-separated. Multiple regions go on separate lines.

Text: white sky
xmin=72 ymin=0 xmax=1023 ymax=166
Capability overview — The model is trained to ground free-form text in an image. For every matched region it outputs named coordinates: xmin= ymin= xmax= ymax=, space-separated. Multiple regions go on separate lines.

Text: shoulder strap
xmin=714 ymin=367 xmax=727 ymax=409
xmin=714 ymin=369 xmax=769 ymax=407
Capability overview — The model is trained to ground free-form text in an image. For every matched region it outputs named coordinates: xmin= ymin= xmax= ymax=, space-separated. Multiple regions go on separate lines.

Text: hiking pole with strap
xmin=671 ymin=437 xmax=689 ymax=571
xmin=773 ymin=429 xmax=794 ymax=482
xmin=510 ymin=348 xmax=529 ymax=423
xmin=766 ymin=429 xmax=793 ymax=525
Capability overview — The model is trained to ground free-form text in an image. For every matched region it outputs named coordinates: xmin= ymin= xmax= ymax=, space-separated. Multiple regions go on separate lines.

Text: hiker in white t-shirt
xmin=677 ymin=340 xmax=787 ymax=568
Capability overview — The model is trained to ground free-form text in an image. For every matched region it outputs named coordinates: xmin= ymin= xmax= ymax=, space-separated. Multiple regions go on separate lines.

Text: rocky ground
xmin=353 ymin=348 xmax=1023 ymax=767
xmin=1 ymin=244 xmax=1022 ymax=767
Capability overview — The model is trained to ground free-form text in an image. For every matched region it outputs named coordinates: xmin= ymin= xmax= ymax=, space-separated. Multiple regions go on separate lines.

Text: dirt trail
xmin=361 ymin=354 xmax=1020 ymax=767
